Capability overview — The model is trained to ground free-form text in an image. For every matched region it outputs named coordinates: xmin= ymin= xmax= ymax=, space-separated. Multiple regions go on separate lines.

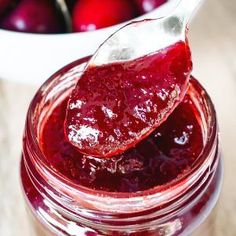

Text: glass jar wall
xmin=21 ymin=57 xmax=222 ymax=236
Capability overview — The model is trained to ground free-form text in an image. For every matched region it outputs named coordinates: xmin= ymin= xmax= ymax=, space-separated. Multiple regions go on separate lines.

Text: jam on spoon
xmin=65 ymin=0 xmax=201 ymax=157
xmin=65 ymin=42 xmax=192 ymax=157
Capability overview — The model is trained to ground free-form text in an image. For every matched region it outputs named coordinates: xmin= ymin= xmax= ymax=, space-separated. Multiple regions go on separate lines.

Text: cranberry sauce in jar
xmin=21 ymin=57 xmax=222 ymax=236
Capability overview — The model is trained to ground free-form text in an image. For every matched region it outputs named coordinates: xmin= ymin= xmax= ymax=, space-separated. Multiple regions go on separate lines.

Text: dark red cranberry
xmin=72 ymin=0 xmax=137 ymax=32
xmin=0 ymin=0 xmax=17 ymax=16
xmin=65 ymin=42 xmax=192 ymax=157
xmin=0 ymin=0 xmax=66 ymax=34
xmin=135 ymin=0 xmax=167 ymax=14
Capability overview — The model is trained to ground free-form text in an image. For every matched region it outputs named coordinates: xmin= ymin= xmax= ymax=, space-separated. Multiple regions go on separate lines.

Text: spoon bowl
xmin=88 ymin=0 xmax=202 ymax=67
xmin=64 ymin=0 xmax=202 ymax=157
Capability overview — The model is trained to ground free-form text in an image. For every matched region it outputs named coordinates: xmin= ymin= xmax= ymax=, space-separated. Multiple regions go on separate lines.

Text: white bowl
xmin=0 ymin=0 xmax=177 ymax=85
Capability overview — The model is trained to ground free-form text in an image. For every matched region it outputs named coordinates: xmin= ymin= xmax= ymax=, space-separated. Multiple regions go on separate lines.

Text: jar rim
xmin=24 ymin=57 xmax=218 ymax=213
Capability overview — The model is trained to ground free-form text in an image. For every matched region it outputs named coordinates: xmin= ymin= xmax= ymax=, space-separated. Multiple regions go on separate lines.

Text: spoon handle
xmin=172 ymin=0 xmax=203 ymax=25
xmin=161 ymin=0 xmax=203 ymax=42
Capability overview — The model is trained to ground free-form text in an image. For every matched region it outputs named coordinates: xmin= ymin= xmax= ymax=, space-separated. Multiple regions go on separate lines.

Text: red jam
xmin=65 ymin=42 xmax=192 ymax=157
xmin=40 ymin=88 xmax=202 ymax=192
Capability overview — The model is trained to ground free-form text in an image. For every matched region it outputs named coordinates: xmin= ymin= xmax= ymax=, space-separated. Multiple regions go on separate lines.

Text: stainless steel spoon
xmin=86 ymin=0 xmax=202 ymax=67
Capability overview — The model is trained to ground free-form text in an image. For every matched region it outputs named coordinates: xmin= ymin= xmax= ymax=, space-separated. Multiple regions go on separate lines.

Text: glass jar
xmin=21 ymin=57 xmax=223 ymax=236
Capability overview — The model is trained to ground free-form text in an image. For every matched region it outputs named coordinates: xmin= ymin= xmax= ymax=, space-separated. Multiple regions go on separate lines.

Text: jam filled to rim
xmin=40 ymin=84 xmax=203 ymax=193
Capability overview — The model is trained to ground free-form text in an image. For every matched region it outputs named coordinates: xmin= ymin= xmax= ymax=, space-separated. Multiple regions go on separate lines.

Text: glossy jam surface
xmin=65 ymin=42 xmax=192 ymax=157
xmin=41 ymin=88 xmax=203 ymax=192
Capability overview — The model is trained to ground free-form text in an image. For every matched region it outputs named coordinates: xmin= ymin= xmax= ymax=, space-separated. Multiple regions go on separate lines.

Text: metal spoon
xmin=86 ymin=0 xmax=202 ymax=67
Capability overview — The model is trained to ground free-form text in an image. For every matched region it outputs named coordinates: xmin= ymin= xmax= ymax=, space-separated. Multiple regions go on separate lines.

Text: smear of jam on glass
xmin=65 ymin=41 xmax=192 ymax=157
